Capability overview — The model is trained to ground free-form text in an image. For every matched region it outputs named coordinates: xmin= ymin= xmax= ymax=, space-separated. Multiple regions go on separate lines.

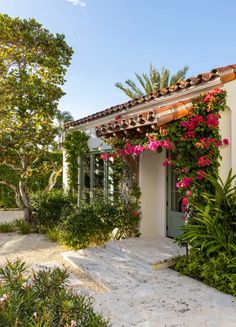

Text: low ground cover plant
xmin=174 ymin=170 xmax=236 ymax=296
xmin=0 ymin=259 xmax=110 ymax=327
xmin=0 ymin=219 xmax=31 ymax=234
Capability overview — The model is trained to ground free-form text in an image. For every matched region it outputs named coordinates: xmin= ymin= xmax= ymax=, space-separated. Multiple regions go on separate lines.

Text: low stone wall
xmin=0 ymin=210 xmax=24 ymax=223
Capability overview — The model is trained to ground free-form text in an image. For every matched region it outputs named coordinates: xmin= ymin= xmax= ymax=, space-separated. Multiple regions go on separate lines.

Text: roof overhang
xmin=95 ymin=100 xmax=193 ymax=138
xmin=64 ymin=64 xmax=236 ymax=135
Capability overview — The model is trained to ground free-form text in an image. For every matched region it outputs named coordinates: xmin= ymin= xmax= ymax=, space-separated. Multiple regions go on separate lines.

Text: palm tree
xmin=115 ymin=64 xmax=189 ymax=99
xmin=55 ymin=110 xmax=74 ymax=143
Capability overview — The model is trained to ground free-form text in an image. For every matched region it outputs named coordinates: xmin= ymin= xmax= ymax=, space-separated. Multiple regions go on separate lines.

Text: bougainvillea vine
xmin=100 ymin=88 xmax=228 ymax=219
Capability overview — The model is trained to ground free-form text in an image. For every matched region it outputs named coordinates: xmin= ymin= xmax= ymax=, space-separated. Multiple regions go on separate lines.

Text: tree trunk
xmin=44 ymin=167 xmax=62 ymax=193
xmin=19 ymin=180 xmax=32 ymax=223
xmin=0 ymin=180 xmax=23 ymax=209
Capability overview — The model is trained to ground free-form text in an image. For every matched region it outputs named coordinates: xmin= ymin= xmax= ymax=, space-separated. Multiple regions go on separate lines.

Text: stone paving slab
xmin=105 ymin=236 xmax=186 ymax=267
xmin=62 ymin=250 xmax=139 ymax=290
xmin=94 ymin=269 xmax=236 ymax=327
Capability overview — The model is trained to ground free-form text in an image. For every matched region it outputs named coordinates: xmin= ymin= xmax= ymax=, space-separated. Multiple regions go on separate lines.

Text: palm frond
xmin=141 ymin=73 xmax=154 ymax=95
xmin=124 ymin=79 xmax=145 ymax=98
xmin=115 ymin=82 xmax=139 ymax=99
xmin=149 ymin=63 xmax=160 ymax=90
xmin=135 ymin=73 xmax=148 ymax=93
xmin=170 ymin=66 xmax=189 ymax=85
xmin=160 ymin=67 xmax=170 ymax=88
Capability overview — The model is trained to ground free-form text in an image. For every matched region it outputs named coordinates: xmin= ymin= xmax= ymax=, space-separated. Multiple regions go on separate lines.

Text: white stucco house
xmin=63 ymin=64 xmax=236 ymax=238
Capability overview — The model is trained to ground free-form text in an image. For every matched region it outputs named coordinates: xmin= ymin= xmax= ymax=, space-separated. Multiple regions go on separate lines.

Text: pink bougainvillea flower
xmin=198 ymin=156 xmax=206 ymax=167
xmin=162 ymin=157 xmax=174 ymax=167
xmin=204 ymin=88 xmax=225 ymax=103
xmin=185 ymin=131 xmax=195 ymax=138
xmin=176 ymin=176 xmax=193 ymax=189
xmin=100 ymin=153 xmax=110 ymax=161
xmin=180 ymin=120 xmax=195 ymax=130
xmin=186 ymin=190 xmax=192 ymax=197
xmin=133 ymin=145 xmax=146 ymax=156
xmin=176 ymin=181 xmax=181 ymax=189
xmin=192 ymin=114 xmax=204 ymax=126
xmin=147 ymin=140 xmax=160 ymax=151
xmin=182 ymin=197 xmax=188 ymax=207
xmin=205 ymin=158 xmax=211 ymax=166
xmin=182 ymin=177 xmax=193 ymax=188
xmin=204 ymin=95 xmax=211 ymax=103
xmin=196 ymin=170 xmax=207 ymax=180
xmin=181 ymin=215 xmax=187 ymax=221
xmin=223 ymin=138 xmax=229 ymax=145
xmin=161 ymin=140 xmax=173 ymax=149
xmin=206 ymin=113 xmax=219 ymax=129
xmin=198 ymin=156 xmax=211 ymax=167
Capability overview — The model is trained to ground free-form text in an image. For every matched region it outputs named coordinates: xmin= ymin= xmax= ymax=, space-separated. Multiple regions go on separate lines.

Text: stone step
xmin=77 ymin=246 xmax=157 ymax=283
xmin=62 ymin=249 xmax=140 ymax=291
xmin=105 ymin=236 xmax=185 ymax=268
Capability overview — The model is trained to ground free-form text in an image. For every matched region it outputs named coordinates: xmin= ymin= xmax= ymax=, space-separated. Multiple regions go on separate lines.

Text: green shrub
xmin=176 ymin=170 xmax=236 ymax=257
xmin=51 ymin=199 xmax=140 ymax=249
xmin=174 ymin=250 xmax=236 ymax=296
xmin=0 ymin=259 xmax=110 ymax=327
xmin=0 ymin=222 xmax=15 ymax=233
xmin=31 ymin=190 xmax=75 ymax=228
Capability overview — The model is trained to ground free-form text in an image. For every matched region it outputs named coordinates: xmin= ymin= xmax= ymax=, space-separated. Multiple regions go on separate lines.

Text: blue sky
xmin=0 ymin=0 xmax=236 ymax=120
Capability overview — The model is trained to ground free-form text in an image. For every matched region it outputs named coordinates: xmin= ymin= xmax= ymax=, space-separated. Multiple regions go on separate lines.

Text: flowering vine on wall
xmin=101 ymin=88 xmax=228 ymax=218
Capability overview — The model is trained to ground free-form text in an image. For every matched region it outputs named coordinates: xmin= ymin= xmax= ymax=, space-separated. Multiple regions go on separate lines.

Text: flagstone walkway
xmin=63 ymin=237 xmax=236 ymax=327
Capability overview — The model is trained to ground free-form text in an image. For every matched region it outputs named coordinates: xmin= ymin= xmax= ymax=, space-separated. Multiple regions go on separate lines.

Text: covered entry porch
xmin=139 ymin=150 xmax=184 ymax=238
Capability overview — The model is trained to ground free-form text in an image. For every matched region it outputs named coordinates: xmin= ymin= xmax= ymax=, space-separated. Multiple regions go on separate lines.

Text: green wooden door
xmin=166 ymin=166 xmax=185 ymax=237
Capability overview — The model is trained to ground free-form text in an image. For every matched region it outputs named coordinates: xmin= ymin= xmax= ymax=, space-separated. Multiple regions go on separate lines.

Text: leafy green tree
xmin=115 ymin=63 xmax=189 ymax=99
xmin=0 ymin=14 xmax=73 ymax=222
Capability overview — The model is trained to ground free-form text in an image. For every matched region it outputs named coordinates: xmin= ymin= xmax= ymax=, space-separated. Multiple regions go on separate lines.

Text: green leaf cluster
xmin=174 ymin=250 xmax=236 ymax=296
xmin=0 ymin=259 xmax=110 ymax=326
xmin=176 ymin=170 xmax=236 ymax=257
xmin=30 ymin=190 xmax=75 ymax=229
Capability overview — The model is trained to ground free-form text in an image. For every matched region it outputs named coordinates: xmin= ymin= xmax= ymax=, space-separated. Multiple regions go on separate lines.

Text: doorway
xmin=166 ymin=166 xmax=185 ymax=237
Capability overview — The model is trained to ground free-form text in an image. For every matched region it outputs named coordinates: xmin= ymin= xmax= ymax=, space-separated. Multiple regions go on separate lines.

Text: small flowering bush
xmin=0 ymin=259 xmax=110 ymax=327
xmin=101 ymin=88 xmax=228 ymax=218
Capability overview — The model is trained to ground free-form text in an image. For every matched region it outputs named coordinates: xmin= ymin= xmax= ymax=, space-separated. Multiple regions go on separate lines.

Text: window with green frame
xmin=79 ymin=152 xmax=113 ymax=202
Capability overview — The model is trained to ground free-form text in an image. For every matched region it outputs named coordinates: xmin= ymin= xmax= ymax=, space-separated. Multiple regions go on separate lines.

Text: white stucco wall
xmin=139 ymin=150 xmax=166 ymax=237
xmin=222 ymin=80 xmax=236 ymax=176
xmin=219 ymin=107 xmax=231 ymax=182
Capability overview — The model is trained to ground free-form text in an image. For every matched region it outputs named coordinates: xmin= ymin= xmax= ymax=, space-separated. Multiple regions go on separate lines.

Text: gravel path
xmin=0 ymin=232 xmax=105 ymax=294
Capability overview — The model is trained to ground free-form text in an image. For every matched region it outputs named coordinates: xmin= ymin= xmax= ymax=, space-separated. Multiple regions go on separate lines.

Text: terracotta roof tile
xmin=95 ymin=99 xmax=193 ymax=137
xmin=65 ymin=64 xmax=236 ymax=129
